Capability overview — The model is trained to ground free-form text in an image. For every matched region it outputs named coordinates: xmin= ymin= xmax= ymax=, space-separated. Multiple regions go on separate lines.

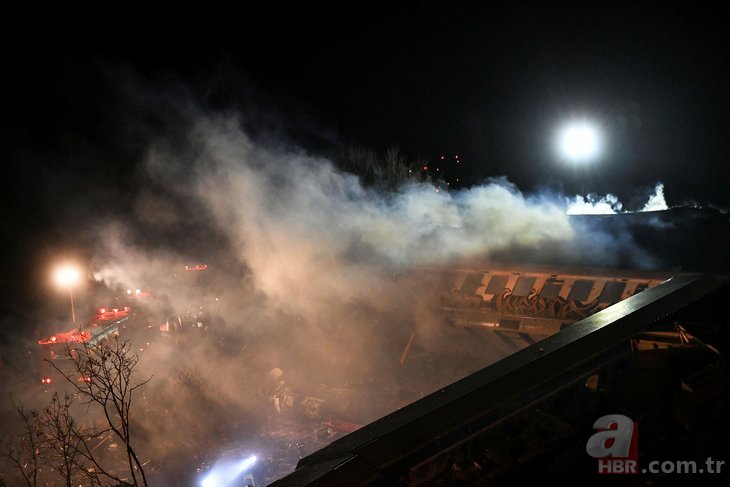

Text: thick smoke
xmin=87 ymin=115 xmax=679 ymax=393
xmin=4 ymin=109 xmax=676 ymax=485
xmin=566 ymin=182 xmax=669 ymax=215
xmin=641 ymin=183 xmax=669 ymax=212
xmin=188 ymin=117 xmax=574 ymax=317
xmin=92 ymin=115 xmax=576 ymax=322
xmin=79 ymin=116 xmax=583 ymax=483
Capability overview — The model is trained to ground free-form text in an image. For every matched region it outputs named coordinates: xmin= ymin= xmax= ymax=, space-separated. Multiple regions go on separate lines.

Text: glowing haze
xmin=192 ymin=118 xmax=572 ymax=315
xmin=81 ymin=115 xmax=585 ymax=484
xmin=5 ymin=110 xmax=671 ymax=485
xmin=94 ymin=116 xmax=575 ymax=320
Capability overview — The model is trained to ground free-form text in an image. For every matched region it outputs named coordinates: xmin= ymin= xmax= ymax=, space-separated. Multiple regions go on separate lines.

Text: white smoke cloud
xmin=566 ymin=193 xmax=623 ymax=215
xmin=69 ymin=112 xmax=673 ymax=482
xmin=184 ymin=117 xmax=574 ymax=317
xmin=89 ymin=115 xmax=677 ymax=321
xmin=0 ymin=72 xmax=684 ymax=486
xmin=566 ymin=182 xmax=669 ymax=215
xmin=641 ymin=183 xmax=669 ymax=212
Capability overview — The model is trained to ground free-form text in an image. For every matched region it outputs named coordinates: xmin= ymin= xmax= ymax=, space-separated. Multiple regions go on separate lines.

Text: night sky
xmin=1 ymin=3 xmax=728 ymax=323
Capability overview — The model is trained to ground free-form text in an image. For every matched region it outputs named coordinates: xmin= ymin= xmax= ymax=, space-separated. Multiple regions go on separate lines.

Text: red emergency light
xmin=184 ymin=264 xmax=209 ymax=271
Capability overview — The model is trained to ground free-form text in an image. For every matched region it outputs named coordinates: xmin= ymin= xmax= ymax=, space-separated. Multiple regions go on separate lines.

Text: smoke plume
xmin=3 ymin=104 xmax=677 ymax=485
xmin=566 ymin=182 xmax=669 ymax=215
xmin=78 ymin=115 xmax=586 ymax=484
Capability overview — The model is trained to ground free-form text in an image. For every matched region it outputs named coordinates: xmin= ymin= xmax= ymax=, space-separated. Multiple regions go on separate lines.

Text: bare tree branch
xmin=45 ymin=337 xmax=151 ymax=486
xmin=0 ymin=401 xmax=41 ymax=487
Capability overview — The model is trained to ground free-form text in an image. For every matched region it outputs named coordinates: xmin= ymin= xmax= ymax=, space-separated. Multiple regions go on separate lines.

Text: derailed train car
xmin=433 ymin=265 xmax=672 ymax=336
xmin=272 ymin=273 xmax=730 ymax=486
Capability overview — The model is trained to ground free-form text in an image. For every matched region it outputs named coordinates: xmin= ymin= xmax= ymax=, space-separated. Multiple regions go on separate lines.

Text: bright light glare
xmin=236 ymin=455 xmax=257 ymax=472
xmin=201 ymin=454 xmax=257 ymax=487
xmin=557 ymin=122 xmax=601 ymax=162
xmin=53 ymin=265 xmax=80 ymax=287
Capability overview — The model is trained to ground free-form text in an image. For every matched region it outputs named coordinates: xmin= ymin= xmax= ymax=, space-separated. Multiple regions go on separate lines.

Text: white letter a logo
xmin=586 ymin=414 xmax=634 ymax=458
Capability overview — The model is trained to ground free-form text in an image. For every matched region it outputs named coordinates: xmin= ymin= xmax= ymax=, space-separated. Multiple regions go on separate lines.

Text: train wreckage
xmin=272 ymin=270 xmax=730 ymax=486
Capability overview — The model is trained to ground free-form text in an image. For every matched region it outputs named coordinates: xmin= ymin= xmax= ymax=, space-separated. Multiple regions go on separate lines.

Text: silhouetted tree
xmin=47 ymin=338 xmax=151 ymax=486
xmin=0 ymin=403 xmax=41 ymax=486
xmin=329 ymin=144 xmax=432 ymax=189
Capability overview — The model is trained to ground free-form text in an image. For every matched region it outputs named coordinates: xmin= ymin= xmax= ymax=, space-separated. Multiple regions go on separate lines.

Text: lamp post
xmin=53 ymin=265 xmax=80 ymax=325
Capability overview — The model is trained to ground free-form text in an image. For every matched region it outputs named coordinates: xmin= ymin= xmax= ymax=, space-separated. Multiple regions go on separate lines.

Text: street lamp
xmin=53 ymin=264 xmax=80 ymax=325
xmin=556 ymin=121 xmax=602 ymax=164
